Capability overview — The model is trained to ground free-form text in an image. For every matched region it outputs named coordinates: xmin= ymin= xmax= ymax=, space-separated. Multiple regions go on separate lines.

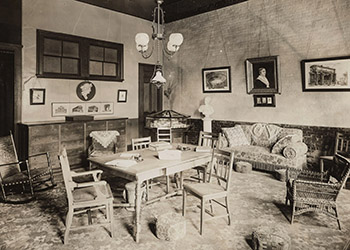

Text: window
xmin=37 ymin=30 xmax=124 ymax=81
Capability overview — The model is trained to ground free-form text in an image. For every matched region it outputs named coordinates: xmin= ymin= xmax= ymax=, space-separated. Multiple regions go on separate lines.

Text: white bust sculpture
xmin=198 ymin=96 xmax=214 ymax=119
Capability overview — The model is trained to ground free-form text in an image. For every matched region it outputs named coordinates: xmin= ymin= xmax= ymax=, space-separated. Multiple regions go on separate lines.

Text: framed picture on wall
xmin=69 ymin=103 xmax=86 ymax=115
xmin=202 ymin=66 xmax=231 ymax=93
xmin=245 ymin=56 xmax=280 ymax=94
xmin=52 ymin=102 xmax=69 ymax=117
xmin=301 ymin=56 xmax=350 ymax=91
xmin=117 ymin=89 xmax=127 ymax=102
xmin=86 ymin=103 xmax=101 ymax=115
xmin=100 ymin=102 xmax=114 ymax=114
xmin=253 ymin=95 xmax=275 ymax=107
xmin=30 ymin=88 xmax=46 ymax=105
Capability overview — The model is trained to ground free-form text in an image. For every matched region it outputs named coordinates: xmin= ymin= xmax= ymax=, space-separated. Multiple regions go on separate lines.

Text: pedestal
xmin=202 ymin=118 xmax=212 ymax=133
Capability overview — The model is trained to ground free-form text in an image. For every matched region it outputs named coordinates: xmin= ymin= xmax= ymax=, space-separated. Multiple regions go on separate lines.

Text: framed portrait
xmin=118 ymin=89 xmax=127 ymax=102
xmin=52 ymin=102 xmax=69 ymax=117
xmin=301 ymin=56 xmax=350 ymax=91
xmin=245 ymin=56 xmax=280 ymax=94
xmin=202 ymin=66 xmax=231 ymax=93
xmin=76 ymin=81 xmax=96 ymax=101
xmin=253 ymin=95 xmax=275 ymax=107
xmin=30 ymin=88 xmax=46 ymax=105
xmin=100 ymin=102 xmax=114 ymax=114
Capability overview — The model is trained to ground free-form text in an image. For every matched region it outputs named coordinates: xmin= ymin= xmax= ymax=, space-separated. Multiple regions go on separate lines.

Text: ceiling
xmin=76 ymin=0 xmax=247 ymax=23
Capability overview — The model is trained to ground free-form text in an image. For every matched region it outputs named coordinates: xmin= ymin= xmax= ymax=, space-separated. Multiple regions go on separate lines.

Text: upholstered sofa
xmin=218 ymin=123 xmax=308 ymax=171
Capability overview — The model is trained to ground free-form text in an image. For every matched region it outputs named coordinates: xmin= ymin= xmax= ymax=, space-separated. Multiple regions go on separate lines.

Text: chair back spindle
xmin=132 ymin=136 xmax=151 ymax=150
xmin=208 ymin=149 xmax=234 ymax=190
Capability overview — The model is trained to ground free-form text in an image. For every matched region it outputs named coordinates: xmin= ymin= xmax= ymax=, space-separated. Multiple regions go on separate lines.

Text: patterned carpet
xmin=1 ymin=170 xmax=349 ymax=250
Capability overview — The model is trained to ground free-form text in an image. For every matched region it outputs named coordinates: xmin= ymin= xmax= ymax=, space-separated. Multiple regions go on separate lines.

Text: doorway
xmin=0 ymin=43 xmax=22 ymax=144
xmin=0 ymin=50 xmax=15 ymax=136
xmin=138 ymin=63 xmax=163 ymax=138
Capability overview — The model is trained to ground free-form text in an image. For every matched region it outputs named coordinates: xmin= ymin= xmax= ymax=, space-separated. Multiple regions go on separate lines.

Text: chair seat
xmin=183 ymin=182 xmax=226 ymax=198
xmin=2 ymin=171 xmax=30 ymax=185
xmin=73 ymin=183 xmax=113 ymax=203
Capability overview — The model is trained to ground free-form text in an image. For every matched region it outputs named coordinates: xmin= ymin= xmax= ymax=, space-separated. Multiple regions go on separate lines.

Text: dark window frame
xmin=36 ymin=29 xmax=124 ymax=82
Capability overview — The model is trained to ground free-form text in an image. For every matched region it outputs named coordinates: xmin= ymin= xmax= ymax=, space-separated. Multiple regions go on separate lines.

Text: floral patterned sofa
xmin=218 ymin=123 xmax=308 ymax=171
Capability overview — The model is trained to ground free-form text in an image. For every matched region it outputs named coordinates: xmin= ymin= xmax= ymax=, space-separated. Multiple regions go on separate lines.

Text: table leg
xmin=134 ymin=181 xmax=142 ymax=243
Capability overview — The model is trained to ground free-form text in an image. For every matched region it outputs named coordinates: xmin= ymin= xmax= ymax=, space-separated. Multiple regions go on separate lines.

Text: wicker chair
xmin=285 ymin=153 xmax=350 ymax=229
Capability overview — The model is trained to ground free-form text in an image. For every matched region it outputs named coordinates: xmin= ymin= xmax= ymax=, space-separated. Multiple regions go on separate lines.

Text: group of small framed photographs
xmin=253 ymin=94 xmax=275 ymax=107
xmin=52 ymin=102 xmax=114 ymax=117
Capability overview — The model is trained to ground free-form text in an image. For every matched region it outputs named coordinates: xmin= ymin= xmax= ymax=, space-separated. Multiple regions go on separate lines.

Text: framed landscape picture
xmin=52 ymin=103 xmax=69 ymax=117
xmin=301 ymin=56 xmax=350 ymax=91
xmin=202 ymin=66 xmax=231 ymax=93
xmin=245 ymin=56 xmax=280 ymax=94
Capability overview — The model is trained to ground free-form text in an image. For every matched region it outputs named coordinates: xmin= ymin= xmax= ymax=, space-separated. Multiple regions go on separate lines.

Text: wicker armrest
xmin=293 ymin=179 xmax=339 ymax=198
xmin=286 ymin=168 xmax=325 ymax=182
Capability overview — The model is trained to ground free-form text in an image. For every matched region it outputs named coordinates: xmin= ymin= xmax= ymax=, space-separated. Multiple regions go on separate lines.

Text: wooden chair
xmin=157 ymin=127 xmax=172 ymax=143
xmin=58 ymin=147 xmax=114 ymax=244
xmin=131 ymin=136 xmax=164 ymax=200
xmin=182 ymin=149 xmax=234 ymax=235
xmin=191 ymin=131 xmax=219 ymax=182
xmin=132 ymin=136 xmax=152 ymax=150
xmin=285 ymin=153 xmax=350 ymax=230
xmin=320 ymin=132 xmax=350 ymax=173
xmin=88 ymin=130 xmax=119 ymax=169
xmin=0 ymin=131 xmax=55 ymax=203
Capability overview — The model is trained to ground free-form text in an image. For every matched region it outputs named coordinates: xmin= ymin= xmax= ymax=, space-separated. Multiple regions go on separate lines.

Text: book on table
xmin=149 ymin=141 xmax=172 ymax=151
xmin=195 ymin=146 xmax=212 ymax=153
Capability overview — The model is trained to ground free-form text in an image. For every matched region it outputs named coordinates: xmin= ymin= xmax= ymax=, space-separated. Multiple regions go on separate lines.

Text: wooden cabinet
xmin=19 ymin=118 xmax=127 ymax=172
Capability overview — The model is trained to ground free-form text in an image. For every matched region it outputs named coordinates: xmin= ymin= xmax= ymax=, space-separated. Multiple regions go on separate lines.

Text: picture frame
xmin=30 ymin=88 xmax=46 ymax=105
xmin=52 ymin=103 xmax=70 ymax=117
xmin=301 ymin=56 xmax=350 ymax=91
xmin=253 ymin=95 xmax=275 ymax=107
xmin=202 ymin=66 xmax=231 ymax=93
xmin=118 ymin=89 xmax=127 ymax=102
xmin=51 ymin=102 xmax=115 ymax=117
xmin=245 ymin=56 xmax=280 ymax=94
xmin=69 ymin=103 xmax=86 ymax=115
xmin=100 ymin=102 xmax=114 ymax=114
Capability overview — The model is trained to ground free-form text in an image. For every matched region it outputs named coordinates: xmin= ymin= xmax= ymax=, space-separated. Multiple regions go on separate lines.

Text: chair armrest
xmin=286 ymin=168 xmax=325 ymax=182
xmin=0 ymin=160 xmax=26 ymax=167
xmin=28 ymin=152 xmax=49 ymax=158
xmin=71 ymin=170 xmax=103 ymax=181
xmin=75 ymin=180 xmax=107 ymax=188
xmin=319 ymin=155 xmax=333 ymax=173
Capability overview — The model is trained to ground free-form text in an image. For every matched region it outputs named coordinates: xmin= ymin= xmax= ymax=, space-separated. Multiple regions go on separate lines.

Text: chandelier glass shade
xmin=135 ymin=0 xmax=183 ymax=88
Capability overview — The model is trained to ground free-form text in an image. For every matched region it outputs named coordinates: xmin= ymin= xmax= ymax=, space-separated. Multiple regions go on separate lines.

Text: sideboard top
xmin=19 ymin=117 xmax=128 ymax=126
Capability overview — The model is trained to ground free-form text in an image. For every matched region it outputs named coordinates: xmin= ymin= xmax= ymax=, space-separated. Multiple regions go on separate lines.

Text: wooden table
xmin=88 ymin=144 xmax=212 ymax=243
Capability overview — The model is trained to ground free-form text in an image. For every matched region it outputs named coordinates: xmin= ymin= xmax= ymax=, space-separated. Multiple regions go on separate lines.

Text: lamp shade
xmin=151 ymin=70 xmax=166 ymax=84
xmin=167 ymin=33 xmax=183 ymax=52
xmin=169 ymin=33 xmax=183 ymax=46
xmin=135 ymin=33 xmax=149 ymax=51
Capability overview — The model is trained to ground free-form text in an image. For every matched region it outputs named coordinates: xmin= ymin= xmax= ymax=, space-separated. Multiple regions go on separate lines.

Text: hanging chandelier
xmin=135 ymin=0 xmax=184 ymax=88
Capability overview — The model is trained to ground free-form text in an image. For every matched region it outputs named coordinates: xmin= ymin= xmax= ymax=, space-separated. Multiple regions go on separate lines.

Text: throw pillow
xmin=271 ymin=134 xmax=299 ymax=154
xmin=282 ymin=142 xmax=308 ymax=159
xmin=222 ymin=125 xmax=250 ymax=147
